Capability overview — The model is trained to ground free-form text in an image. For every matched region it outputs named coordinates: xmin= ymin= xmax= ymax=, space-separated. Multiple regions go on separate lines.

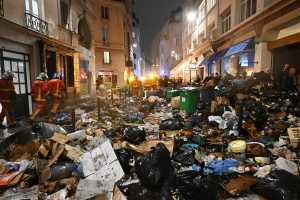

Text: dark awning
xmin=224 ymin=38 xmax=254 ymax=58
xmin=200 ymin=49 xmax=227 ymax=66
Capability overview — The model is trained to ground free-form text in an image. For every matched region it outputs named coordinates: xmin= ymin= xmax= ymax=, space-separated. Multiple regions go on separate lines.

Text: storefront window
xmin=221 ymin=57 xmax=230 ymax=73
xmin=239 ymin=51 xmax=255 ymax=68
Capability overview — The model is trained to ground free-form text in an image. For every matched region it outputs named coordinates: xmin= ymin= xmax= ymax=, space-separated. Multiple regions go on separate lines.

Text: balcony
xmin=0 ymin=0 xmax=3 ymax=17
xmin=25 ymin=12 xmax=48 ymax=35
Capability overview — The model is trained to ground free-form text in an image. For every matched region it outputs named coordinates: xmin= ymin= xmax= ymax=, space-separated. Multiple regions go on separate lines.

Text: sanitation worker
xmin=48 ymin=73 xmax=65 ymax=121
xmin=31 ymin=72 xmax=49 ymax=121
xmin=0 ymin=71 xmax=16 ymax=128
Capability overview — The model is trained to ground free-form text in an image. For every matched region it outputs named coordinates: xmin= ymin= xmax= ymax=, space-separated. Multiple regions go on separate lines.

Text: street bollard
xmin=97 ymin=97 xmax=101 ymax=121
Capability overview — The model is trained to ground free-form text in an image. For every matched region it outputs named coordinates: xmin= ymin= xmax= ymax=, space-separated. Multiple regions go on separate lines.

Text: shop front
xmin=96 ymin=70 xmax=118 ymax=89
xmin=268 ymin=30 xmax=300 ymax=81
xmin=222 ymin=38 xmax=255 ymax=76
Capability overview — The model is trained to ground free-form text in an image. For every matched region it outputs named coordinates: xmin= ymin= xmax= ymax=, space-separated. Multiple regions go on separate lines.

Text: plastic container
xmin=180 ymin=87 xmax=200 ymax=114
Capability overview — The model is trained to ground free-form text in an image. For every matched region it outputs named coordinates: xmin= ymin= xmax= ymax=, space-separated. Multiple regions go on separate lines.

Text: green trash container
xmin=166 ymin=89 xmax=182 ymax=101
xmin=180 ymin=87 xmax=200 ymax=114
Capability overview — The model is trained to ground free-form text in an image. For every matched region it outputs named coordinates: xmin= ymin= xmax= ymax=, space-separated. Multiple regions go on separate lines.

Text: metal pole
xmin=71 ymin=88 xmax=76 ymax=131
xmin=97 ymin=97 xmax=101 ymax=121
xmin=111 ymin=87 xmax=114 ymax=105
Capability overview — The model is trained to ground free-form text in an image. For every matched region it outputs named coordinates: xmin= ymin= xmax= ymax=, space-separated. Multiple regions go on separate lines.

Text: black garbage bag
xmin=135 ymin=143 xmax=174 ymax=190
xmin=32 ymin=122 xmax=67 ymax=138
xmin=160 ymin=117 xmax=183 ymax=130
xmin=175 ymin=174 xmax=220 ymax=200
xmin=122 ymin=127 xmax=146 ymax=144
xmin=173 ymin=147 xmax=195 ymax=166
xmin=0 ymin=127 xmax=37 ymax=158
xmin=252 ymin=170 xmax=300 ymax=200
xmin=115 ymin=149 xmax=133 ymax=174
xmin=117 ymin=179 xmax=170 ymax=200
xmin=104 ymin=127 xmax=120 ymax=139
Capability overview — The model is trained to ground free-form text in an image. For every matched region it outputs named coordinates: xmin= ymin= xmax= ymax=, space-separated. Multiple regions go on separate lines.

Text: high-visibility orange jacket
xmin=48 ymin=79 xmax=65 ymax=98
xmin=0 ymin=79 xmax=15 ymax=102
xmin=32 ymin=80 xmax=49 ymax=101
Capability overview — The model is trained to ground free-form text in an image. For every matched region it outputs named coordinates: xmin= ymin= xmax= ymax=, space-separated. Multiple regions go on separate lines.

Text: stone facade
xmin=171 ymin=0 xmax=300 ymax=82
xmin=0 ymin=0 xmax=133 ymax=117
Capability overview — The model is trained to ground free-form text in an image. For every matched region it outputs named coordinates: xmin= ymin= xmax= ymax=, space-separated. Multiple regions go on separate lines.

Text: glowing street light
xmin=140 ymin=76 xmax=146 ymax=82
xmin=187 ymin=11 xmax=196 ymax=22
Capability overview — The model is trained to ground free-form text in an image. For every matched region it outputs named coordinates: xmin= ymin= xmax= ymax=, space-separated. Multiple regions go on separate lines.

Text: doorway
xmin=273 ymin=42 xmax=300 ymax=79
xmin=0 ymin=50 xmax=31 ymax=118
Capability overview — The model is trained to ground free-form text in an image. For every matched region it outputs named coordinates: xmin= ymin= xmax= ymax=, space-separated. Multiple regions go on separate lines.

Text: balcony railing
xmin=25 ymin=12 xmax=48 ymax=35
xmin=0 ymin=0 xmax=4 ymax=17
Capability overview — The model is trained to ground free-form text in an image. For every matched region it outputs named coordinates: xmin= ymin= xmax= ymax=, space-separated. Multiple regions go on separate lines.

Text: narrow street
xmin=1 ymin=0 xmax=300 ymax=200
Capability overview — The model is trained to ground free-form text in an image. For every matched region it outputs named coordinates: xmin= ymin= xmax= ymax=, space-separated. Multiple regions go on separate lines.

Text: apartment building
xmin=149 ymin=7 xmax=183 ymax=77
xmin=171 ymin=0 xmax=300 ymax=82
xmin=159 ymin=7 xmax=183 ymax=77
xmin=95 ymin=0 xmax=134 ymax=87
xmin=132 ymin=12 xmax=143 ymax=78
xmin=0 ymin=0 xmax=134 ymax=118
xmin=0 ymin=0 xmax=87 ymax=118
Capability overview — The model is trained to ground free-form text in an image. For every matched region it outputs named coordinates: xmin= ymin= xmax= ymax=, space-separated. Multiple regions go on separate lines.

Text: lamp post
xmin=187 ymin=11 xmax=196 ymax=22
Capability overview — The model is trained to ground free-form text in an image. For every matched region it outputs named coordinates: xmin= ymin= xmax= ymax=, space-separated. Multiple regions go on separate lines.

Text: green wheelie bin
xmin=180 ymin=87 xmax=200 ymax=114
xmin=166 ymin=89 xmax=182 ymax=101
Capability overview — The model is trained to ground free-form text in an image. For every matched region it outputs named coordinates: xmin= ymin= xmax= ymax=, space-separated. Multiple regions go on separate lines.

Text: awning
xmin=224 ymin=38 xmax=254 ymax=58
xmin=199 ymin=49 xmax=227 ymax=66
xmin=195 ymin=55 xmax=205 ymax=66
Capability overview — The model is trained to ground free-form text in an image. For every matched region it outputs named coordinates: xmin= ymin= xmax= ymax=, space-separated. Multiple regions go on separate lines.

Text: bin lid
xmin=181 ymin=87 xmax=199 ymax=91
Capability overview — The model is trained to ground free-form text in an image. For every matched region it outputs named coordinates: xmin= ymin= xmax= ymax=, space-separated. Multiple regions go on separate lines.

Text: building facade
xmin=149 ymin=7 xmax=183 ymax=77
xmin=94 ymin=0 xmax=134 ymax=87
xmin=132 ymin=12 xmax=143 ymax=78
xmin=0 ymin=0 xmax=133 ymax=118
xmin=171 ymin=0 xmax=300 ymax=83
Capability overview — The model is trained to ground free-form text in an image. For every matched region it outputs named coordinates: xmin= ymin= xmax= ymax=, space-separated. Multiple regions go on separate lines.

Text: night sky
xmin=134 ymin=0 xmax=184 ymax=58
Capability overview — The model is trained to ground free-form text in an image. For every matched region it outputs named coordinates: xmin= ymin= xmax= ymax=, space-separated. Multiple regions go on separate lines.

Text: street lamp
xmin=187 ymin=11 xmax=196 ymax=22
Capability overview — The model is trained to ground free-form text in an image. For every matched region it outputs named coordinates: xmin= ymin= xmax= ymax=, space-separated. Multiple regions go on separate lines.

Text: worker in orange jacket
xmin=0 ymin=71 xmax=16 ymax=128
xmin=31 ymin=72 xmax=49 ymax=121
xmin=132 ymin=78 xmax=141 ymax=97
xmin=48 ymin=73 xmax=65 ymax=121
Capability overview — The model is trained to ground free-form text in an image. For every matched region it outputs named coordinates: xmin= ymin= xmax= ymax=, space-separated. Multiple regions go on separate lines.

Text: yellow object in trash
xmin=228 ymin=140 xmax=247 ymax=153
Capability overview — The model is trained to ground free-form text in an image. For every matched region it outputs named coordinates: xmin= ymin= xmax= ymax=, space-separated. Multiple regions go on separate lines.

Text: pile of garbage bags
xmin=1 ymin=73 xmax=300 ymax=200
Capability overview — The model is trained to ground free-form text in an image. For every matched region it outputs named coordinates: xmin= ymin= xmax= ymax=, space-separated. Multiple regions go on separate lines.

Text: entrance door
xmin=273 ymin=42 xmax=300 ymax=79
xmin=0 ymin=50 xmax=31 ymax=119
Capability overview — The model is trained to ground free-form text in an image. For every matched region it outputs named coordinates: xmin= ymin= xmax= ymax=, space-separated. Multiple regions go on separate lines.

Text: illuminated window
xmin=198 ymin=1 xmax=206 ymax=22
xmin=103 ymin=51 xmax=111 ymax=64
xmin=207 ymin=0 xmax=216 ymax=12
xmin=25 ymin=0 xmax=40 ymax=16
